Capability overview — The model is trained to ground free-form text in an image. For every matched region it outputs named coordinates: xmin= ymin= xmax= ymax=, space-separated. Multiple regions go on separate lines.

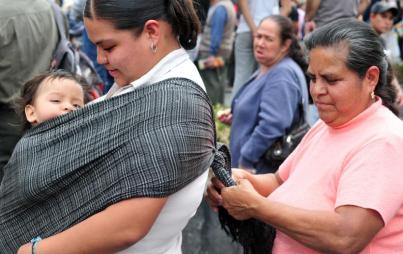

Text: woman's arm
xmin=238 ymin=0 xmax=257 ymax=37
xmin=280 ymin=0 xmax=293 ymax=17
xmin=304 ymin=0 xmax=321 ymax=22
xmin=304 ymin=0 xmax=320 ymax=33
xmin=206 ymin=169 xmax=282 ymax=211
xmin=238 ymin=169 xmax=283 ymax=197
xmin=237 ymin=77 xmax=300 ymax=169
xmin=221 ymin=179 xmax=384 ymax=254
xmin=358 ymin=0 xmax=370 ymax=16
xmin=18 ymin=197 xmax=167 ymax=254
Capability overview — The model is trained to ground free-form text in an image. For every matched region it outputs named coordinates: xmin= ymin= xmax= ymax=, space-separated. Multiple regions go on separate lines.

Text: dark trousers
xmin=200 ymin=64 xmax=228 ymax=105
xmin=0 ymin=103 xmax=22 ymax=183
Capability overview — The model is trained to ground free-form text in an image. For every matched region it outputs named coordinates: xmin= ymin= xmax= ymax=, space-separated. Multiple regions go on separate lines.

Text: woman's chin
xmin=114 ymin=78 xmax=130 ymax=87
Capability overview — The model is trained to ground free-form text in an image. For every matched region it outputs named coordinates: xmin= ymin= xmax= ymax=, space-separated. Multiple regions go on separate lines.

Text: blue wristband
xmin=30 ymin=236 xmax=42 ymax=254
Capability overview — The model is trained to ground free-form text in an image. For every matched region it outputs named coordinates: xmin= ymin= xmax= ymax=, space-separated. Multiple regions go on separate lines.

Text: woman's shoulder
xmin=372 ymin=106 xmax=403 ymax=139
xmin=263 ymin=58 xmax=305 ymax=90
xmin=269 ymin=58 xmax=304 ymax=79
xmin=276 ymin=57 xmax=300 ymax=69
xmin=344 ymin=104 xmax=403 ymax=149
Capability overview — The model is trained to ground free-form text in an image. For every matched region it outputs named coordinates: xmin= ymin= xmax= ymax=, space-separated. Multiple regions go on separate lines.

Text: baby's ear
xmin=25 ymin=105 xmax=37 ymax=124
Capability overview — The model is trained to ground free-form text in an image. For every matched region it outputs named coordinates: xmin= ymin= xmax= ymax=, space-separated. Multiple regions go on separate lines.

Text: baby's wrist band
xmin=31 ymin=236 xmax=42 ymax=254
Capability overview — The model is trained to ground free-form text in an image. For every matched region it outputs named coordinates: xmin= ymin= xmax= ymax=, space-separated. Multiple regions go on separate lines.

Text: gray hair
xmin=304 ymin=18 xmax=398 ymax=115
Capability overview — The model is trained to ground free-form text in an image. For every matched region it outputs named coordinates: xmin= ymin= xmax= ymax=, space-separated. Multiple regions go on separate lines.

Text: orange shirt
xmin=269 ymin=100 xmax=403 ymax=253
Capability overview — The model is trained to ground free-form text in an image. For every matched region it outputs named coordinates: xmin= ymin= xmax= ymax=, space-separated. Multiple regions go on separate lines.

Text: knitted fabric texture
xmin=0 ymin=78 xmax=215 ymax=253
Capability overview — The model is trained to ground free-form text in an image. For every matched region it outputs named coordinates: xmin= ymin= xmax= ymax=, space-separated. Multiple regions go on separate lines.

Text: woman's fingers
xmin=220 ymin=179 xmax=259 ymax=220
xmin=205 ymin=177 xmax=225 ymax=211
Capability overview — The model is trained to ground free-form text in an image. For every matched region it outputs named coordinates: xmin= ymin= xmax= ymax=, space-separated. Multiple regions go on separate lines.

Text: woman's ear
xmin=281 ymin=38 xmax=292 ymax=54
xmin=144 ymin=20 xmax=160 ymax=41
xmin=365 ymin=66 xmax=380 ymax=92
xmin=25 ymin=104 xmax=37 ymax=124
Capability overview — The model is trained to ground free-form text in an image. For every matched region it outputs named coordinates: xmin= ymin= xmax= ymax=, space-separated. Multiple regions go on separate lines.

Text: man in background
xmin=370 ymin=1 xmax=400 ymax=62
xmin=304 ymin=0 xmax=370 ymax=33
xmin=0 ymin=0 xmax=58 ymax=182
xmin=198 ymin=0 xmax=236 ymax=104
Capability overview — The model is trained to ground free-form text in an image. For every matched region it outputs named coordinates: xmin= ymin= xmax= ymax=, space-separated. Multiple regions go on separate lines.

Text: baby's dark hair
xmin=14 ymin=70 xmax=90 ymax=131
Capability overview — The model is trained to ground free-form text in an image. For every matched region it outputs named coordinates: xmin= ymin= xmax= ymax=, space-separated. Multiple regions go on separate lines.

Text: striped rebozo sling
xmin=0 ymin=78 xmax=216 ymax=253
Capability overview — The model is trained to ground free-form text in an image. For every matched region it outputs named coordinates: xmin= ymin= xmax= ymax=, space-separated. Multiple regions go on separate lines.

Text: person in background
xmin=186 ymin=0 xmax=210 ymax=61
xmin=230 ymin=0 xmax=281 ymax=100
xmin=208 ymin=18 xmax=403 ymax=253
xmin=370 ymin=1 xmax=401 ymax=63
xmin=283 ymin=0 xmax=300 ymax=37
xmin=197 ymin=0 xmax=236 ymax=104
xmin=0 ymin=0 xmax=58 ymax=183
xmin=294 ymin=0 xmax=306 ymax=40
xmin=219 ymin=15 xmax=309 ymax=174
xmin=304 ymin=0 xmax=370 ymax=34
xmin=369 ymin=2 xmax=403 ymax=106
xmin=67 ymin=0 xmax=114 ymax=92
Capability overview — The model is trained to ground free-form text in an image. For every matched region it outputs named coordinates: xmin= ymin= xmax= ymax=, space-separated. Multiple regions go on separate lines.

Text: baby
xmin=15 ymin=70 xmax=88 ymax=130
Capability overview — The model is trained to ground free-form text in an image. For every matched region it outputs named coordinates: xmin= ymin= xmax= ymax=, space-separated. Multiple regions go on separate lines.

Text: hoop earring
xmin=150 ymin=42 xmax=157 ymax=53
xmin=371 ymin=91 xmax=375 ymax=100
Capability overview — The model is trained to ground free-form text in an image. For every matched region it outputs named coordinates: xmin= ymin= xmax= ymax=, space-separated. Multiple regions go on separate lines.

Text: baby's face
xmin=25 ymin=78 xmax=85 ymax=125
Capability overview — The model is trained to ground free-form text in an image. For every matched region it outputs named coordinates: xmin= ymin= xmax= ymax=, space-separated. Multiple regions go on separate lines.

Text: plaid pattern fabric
xmin=0 ymin=78 xmax=215 ymax=253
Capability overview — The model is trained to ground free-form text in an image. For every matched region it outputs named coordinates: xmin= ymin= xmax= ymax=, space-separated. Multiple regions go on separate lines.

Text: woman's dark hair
xmin=262 ymin=15 xmax=308 ymax=73
xmin=304 ymin=18 xmax=399 ymax=115
xmin=14 ymin=70 xmax=89 ymax=131
xmin=84 ymin=0 xmax=201 ymax=50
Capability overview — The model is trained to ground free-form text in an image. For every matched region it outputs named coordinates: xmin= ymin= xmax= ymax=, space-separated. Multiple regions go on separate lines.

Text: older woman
xmin=219 ymin=15 xmax=309 ymax=174
xmin=208 ymin=18 xmax=403 ymax=253
xmin=4 ymin=0 xmax=216 ymax=253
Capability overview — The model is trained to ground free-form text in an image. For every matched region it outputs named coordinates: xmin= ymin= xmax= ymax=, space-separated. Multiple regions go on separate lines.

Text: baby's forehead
xmin=36 ymin=77 xmax=84 ymax=97
xmin=39 ymin=76 xmax=82 ymax=90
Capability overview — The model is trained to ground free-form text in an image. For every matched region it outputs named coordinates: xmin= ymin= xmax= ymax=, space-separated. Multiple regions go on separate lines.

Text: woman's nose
xmin=255 ymin=37 xmax=264 ymax=47
xmin=310 ymin=80 xmax=326 ymax=97
xmin=97 ymin=47 xmax=107 ymax=65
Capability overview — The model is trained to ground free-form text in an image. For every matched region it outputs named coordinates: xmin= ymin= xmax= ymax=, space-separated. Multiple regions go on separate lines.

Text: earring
xmin=371 ymin=91 xmax=375 ymax=100
xmin=150 ymin=42 xmax=157 ymax=53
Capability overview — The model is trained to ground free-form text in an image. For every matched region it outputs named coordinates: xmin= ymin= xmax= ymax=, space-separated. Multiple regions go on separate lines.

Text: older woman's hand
xmin=221 ymin=178 xmax=264 ymax=220
xmin=206 ymin=168 xmax=252 ymax=211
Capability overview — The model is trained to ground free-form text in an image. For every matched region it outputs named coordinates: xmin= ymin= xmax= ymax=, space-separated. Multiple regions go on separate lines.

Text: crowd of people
xmin=1 ymin=0 xmax=403 ymax=253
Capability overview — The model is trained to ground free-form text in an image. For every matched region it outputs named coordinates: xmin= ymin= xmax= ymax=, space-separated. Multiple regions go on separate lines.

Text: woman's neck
xmin=257 ymin=54 xmax=288 ymax=78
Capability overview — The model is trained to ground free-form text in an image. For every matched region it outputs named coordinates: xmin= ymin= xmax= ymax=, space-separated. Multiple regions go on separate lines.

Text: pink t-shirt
xmin=269 ymin=100 xmax=403 ymax=253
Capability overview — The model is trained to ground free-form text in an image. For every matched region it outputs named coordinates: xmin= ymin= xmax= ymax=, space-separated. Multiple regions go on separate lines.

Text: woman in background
xmin=219 ymin=15 xmax=309 ymax=174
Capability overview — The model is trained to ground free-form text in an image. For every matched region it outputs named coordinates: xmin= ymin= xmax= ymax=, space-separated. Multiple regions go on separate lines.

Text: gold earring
xmin=150 ymin=42 xmax=157 ymax=53
xmin=371 ymin=91 xmax=375 ymax=100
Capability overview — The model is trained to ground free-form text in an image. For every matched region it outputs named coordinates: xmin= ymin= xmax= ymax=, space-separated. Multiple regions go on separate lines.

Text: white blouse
xmin=97 ymin=48 xmax=208 ymax=254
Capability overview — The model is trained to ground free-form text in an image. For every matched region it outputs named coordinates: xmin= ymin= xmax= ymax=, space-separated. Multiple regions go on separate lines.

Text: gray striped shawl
xmin=0 ymin=78 xmax=215 ymax=253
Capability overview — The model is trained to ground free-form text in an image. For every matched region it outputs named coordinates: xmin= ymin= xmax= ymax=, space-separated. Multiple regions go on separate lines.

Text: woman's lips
xmin=315 ymin=101 xmax=333 ymax=109
xmin=108 ymin=69 xmax=118 ymax=77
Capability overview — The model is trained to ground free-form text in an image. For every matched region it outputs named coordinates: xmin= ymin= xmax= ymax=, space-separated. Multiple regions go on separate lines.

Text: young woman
xmin=7 ymin=1 xmax=215 ymax=253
